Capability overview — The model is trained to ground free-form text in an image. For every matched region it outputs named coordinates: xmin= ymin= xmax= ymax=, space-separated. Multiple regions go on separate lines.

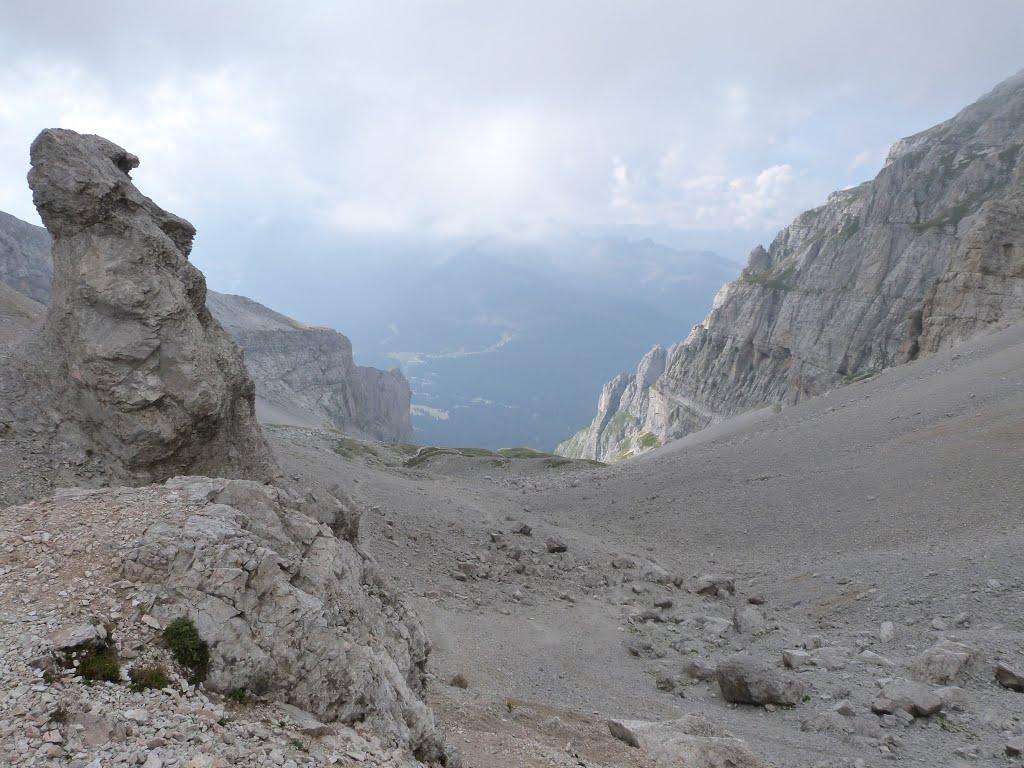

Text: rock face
xmin=556 ymin=345 xmax=667 ymax=461
xmin=207 ymin=292 xmax=415 ymax=442
xmin=0 ymin=477 xmax=457 ymax=766
xmin=0 ymin=128 xmax=276 ymax=504
xmin=120 ymin=476 xmax=453 ymax=764
xmin=559 ymin=71 xmax=1024 ymax=461
xmin=0 ymin=211 xmax=415 ymax=446
xmin=0 ymin=209 xmax=51 ymax=304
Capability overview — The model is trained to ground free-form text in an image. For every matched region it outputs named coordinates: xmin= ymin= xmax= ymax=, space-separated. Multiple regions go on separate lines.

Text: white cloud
xmin=0 ymin=1 xmax=1022 ymax=245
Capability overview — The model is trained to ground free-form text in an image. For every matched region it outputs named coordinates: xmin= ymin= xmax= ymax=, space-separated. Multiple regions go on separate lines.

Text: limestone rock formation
xmin=0 ymin=209 xmax=51 ymax=304
xmin=0 ymin=477 xmax=458 ymax=766
xmin=207 ymin=291 xmax=415 ymax=442
xmin=121 ymin=476 xmax=454 ymax=764
xmin=0 ymin=210 xmax=415 ymax=446
xmin=0 ymin=128 xmax=276 ymax=504
xmin=559 ymin=70 xmax=1024 ymax=461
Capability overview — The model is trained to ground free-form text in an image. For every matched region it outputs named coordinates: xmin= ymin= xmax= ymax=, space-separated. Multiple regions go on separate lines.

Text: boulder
xmin=996 ymin=661 xmax=1024 ymax=692
xmin=871 ymin=678 xmax=943 ymax=718
xmin=910 ymin=639 xmax=981 ymax=685
xmin=695 ymin=574 xmax=735 ymax=596
xmin=716 ymin=654 xmax=806 ymax=706
xmin=608 ymin=715 xmax=766 ymax=767
xmin=545 ymin=537 xmax=568 ymax=553
xmin=49 ymin=622 xmax=106 ymax=650
xmin=24 ymin=128 xmax=275 ymax=485
xmin=733 ymin=605 xmax=766 ymax=635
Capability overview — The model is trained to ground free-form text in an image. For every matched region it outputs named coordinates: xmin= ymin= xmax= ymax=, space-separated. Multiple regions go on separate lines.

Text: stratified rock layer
xmin=0 ymin=128 xmax=275 ymax=505
xmin=208 ymin=292 xmax=415 ymax=442
xmin=560 ymin=70 xmax=1024 ymax=461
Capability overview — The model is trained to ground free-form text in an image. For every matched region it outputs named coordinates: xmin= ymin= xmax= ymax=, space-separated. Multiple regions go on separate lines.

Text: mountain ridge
xmin=559 ymin=69 xmax=1024 ymax=462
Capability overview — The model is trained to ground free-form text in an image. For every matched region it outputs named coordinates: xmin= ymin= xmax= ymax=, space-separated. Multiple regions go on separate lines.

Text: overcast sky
xmin=1 ymin=1 xmax=1023 ymax=278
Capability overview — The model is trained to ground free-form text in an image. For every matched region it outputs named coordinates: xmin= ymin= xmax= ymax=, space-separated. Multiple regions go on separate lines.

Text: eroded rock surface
xmin=207 ymin=291 xmax=414 ymax=442
xmin=560 ymin=70 xmax=1024 ymax=461
xmin=0 ymin=129 xmax=276 ymax=504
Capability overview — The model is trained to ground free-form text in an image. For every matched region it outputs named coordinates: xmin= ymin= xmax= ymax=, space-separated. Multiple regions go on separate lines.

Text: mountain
xmin=0 ymin=211 xmax=414 ymax=445
xmin=560 ymin=70 xmax=1024 ymax=462
xmin=308 ymin=235 xmax=739 ymax=450
xmin=207 ymin=291 xmax=414 ymax=442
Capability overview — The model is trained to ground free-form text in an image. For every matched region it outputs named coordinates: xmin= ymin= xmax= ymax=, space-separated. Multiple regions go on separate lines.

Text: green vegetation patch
xmin=333 ymin=436 xmax=381 ymax=460
xmin=740 ymin=264 xmax=796 ymax=292
xmin=129 ymin=664 xmax=170 ymax=692
xmin=75 ymin=646 xmax=121 ymax=683
xmin=163 ymin=617 xmax=210 ymax=683
xmin=637 ymin=432 xmax=662 ymax=450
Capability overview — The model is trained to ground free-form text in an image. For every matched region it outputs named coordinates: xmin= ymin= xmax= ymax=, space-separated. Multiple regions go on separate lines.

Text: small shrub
xmin=227 ymin=687 xmax=248 ymax=704
xmin=449 ymin=674 xmax=469 ymax=689
xmin=129 ymin=665 xmax=169 ymax=692
xmin=505 ymin=698 xmax=514 ymax=713
xmin=49 ymin=707 xmax=67 ymax=724
xmin=77 ymin=646 xmax=121 ymax=683
xmin=163 ymin=617 xmax=210 ymax=683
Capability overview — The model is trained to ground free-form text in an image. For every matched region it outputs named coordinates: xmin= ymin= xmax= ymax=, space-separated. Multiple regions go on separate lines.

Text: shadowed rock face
xmin=561 ymin=70 xmax=1024 ymax=462
xmin=22 ymin=128 xmax=275 ymax=483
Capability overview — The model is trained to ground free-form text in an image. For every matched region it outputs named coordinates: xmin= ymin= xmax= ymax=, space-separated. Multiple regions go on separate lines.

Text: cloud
xmin=0 ymin=0 xmax=1022 ymax=246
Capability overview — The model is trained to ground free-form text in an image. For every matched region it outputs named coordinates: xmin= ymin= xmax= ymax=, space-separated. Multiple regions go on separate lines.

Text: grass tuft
xmin=163 ymin=617 xmax=210 ymax=683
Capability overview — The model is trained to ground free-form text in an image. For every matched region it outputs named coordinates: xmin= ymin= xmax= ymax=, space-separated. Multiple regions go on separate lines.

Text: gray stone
xmin=608 ymin=715 xmax=767 ymax=767
xmin=118 ymin=476 xmax=455 ymax=765
xmin=996 ymin=661 xmax=1024 ymax=692
xmin=879 ymin=621 xmax=896 ymax=643
xmin=716 ymin=654 xmax=806 ymax=706
xmin=545 ymin=537 xmax=568 ymax=553
xmin=49 ymin=622 xmax=106 ymax=650
xmin=733 ymin=605 xmax=766 ymax=635
xmin=695 ymin=574 xmax=735 ymax=596
xmin=910 ymin=639 xmax=980 ymax=685
xmin=870 ymin=678 xmax=943 ymax=718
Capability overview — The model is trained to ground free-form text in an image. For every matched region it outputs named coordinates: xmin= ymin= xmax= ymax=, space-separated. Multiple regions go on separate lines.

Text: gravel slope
xmin=269 ymin=321 xmax=1024 ymax=768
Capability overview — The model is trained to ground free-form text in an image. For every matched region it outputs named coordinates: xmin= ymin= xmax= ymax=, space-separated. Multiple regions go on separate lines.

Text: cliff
xmin=560 ymin=70 xmax=1024 ymax=461
xmin=207 ymin=291 xmax=415 ymax=443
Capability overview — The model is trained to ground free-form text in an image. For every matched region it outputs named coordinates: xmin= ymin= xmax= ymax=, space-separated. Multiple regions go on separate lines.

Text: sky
xmin=1 ymin=1 xmax=1023 ymax=297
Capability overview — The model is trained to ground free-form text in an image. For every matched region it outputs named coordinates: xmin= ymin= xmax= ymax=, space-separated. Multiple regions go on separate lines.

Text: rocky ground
xmin=263 ymin=321 xmax=1024 ymax=767
xmin=2 ymin=269 xmax=1023 ymax=766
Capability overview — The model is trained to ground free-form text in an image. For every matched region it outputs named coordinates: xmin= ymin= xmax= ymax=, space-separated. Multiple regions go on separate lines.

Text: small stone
xmin=995 ymin=661 xmax=1024 ymax=692
xmin=695 ymin=574 xmax=735 ymax=596
xmin=733 ymin=605 xmax=766 ymax=635
xmin=747 ymin=593 xmax=767 ymax=605
xmin=654 ymin=597 xmax=673 ymax=609
xmin=141 ymin=615 xmax=162 ymax=630
xmin=546 ymin=537 xmax=568 ymax=553
xmin=783 ymin=649 xmax=812 ymax=669
xmin=511 ymin=523 xmax=532 ymax=536
xmin=123 ymin=708 xmax=150 ymax=724
xmin=1007 ymin=736 xmax=1024 ymax=757
xmin=879 ymin=621 xmax=895 ymax=643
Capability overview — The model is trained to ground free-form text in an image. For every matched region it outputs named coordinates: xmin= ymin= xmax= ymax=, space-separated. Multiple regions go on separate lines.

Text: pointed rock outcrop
xmin=1 ymin=129 xmax=275 ymax=504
